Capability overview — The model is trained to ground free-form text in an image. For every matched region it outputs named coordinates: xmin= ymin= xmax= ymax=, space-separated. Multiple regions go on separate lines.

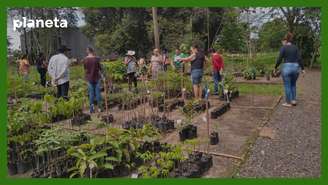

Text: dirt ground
xmin=236 ymin=69 xmax=321 ymax=178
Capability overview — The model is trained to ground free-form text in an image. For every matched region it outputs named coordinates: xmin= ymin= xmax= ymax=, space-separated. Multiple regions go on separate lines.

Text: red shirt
xmin=211 ymin=53 xmax=224 ymax=71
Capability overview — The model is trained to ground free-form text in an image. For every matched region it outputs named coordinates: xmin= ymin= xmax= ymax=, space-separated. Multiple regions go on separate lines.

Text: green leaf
xmin=103 ymin=163 xmax=114 ymax=170
xmin=79 ymin=161 xmax=87 ymax=177
xmin=105 ymin=156 xmax=120 ymax=162
xmin=89 ymin=151 xmax=107 ymax=160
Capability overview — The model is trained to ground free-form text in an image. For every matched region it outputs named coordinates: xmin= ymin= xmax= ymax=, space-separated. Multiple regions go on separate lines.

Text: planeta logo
xmin=13 ymin=17 xmax=68 ymax=31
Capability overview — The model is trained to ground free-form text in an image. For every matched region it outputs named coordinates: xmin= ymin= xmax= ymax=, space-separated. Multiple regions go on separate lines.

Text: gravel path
xmin=237 ymin=69 xmax=321 ymax=178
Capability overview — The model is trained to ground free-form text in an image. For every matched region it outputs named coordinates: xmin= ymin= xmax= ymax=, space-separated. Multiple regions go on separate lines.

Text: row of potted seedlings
xmin=169 ymin=151 xmax=213 ymax=177
xmin=210 ymin=103 xmax=231 ymax=119
xmin=122 ymin=115 xmax=175 ymax=133
xmin=158 ymin=98 xmax=185 ymax=112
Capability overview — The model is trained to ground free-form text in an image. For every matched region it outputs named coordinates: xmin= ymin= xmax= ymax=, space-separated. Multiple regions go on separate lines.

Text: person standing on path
xmin=48 ymin=45 xmax=71 ymax=100
xmin=149 ymin=48 xmax=163 ymax=80
xmin=36 ymin=53 xmax=47 ymax=87
xmin=275 ymin=32 xmax=305 ymax=107
xmin=83 ymin=47 xmax=102 ymax=113
xmin=18 ymin=54 xmax=30 ymax=81
xmin=210 ymin=48 xmax=224 ymax=95
xmin=124 ymin=50 xmax=138 ymax=92
xmin=179 ymin=44 xmax=206 ymax=100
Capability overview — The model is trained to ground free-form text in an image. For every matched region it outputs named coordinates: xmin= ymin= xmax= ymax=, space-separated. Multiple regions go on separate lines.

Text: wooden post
xmin=103 ymin=78 xmax=109 ymax=117
xmin=152 ymin=7 xmax=160 ymax=49
xmin=205 ymin=88 xmax=210 ymax=153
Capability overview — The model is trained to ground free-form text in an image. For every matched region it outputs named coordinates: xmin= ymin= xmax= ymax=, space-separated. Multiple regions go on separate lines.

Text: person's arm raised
xmin=180 ymin=54 xmax=196 ymax=63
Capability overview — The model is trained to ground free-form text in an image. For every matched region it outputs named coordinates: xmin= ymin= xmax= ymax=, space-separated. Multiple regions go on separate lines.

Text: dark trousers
xmin=127 ymin=72 xmax=137 ymax=91
xmin=57 ymin=81 xmax=69 ymax=99
xmin=37 ymin=68 xmax=47 ymax=87
xmin=163 ymin=64 xmax=169 ymax=71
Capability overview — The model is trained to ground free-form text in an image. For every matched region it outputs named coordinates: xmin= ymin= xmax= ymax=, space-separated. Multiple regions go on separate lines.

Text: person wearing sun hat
xmin=48 ymin=45 xmax=71 ymax=99
xmin=124 ymin=50 xmax=138 ymax=92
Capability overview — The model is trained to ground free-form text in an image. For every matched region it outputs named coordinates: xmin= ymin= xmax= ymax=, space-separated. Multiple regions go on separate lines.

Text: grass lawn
xmin=237 ymin=83 xmax=283 ymax=96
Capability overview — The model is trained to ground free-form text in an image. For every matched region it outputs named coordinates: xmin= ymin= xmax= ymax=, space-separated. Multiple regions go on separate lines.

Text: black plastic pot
xmin=101 ymin=114 xmax=114 ymax=124
xmin=52 ymin=114 xmax=67 ymax=123
xmin=210 ymin=103 xmax=230 ymax=119
xmin=122 ymin=119 xmax=144 ymax=130
xmin=170 ymin=151 xmax=213 ymax=178
xmin=179 ymin=125 xmax=197 ymax=141
xmin=71 ymin=113 xmax=91 ymax=126
xmin=26 ymin=93 xmax=44 ymax=99
xmin=159 ymin=99 xmax=185 ymax=112
xmin=200 ymin=154 xmax=213 ymax=172
xmin=210 ymin=132 xmax=219 ymax=145
xmin=151 ymin=115 xmax=175 ymax=132
xmin=180 ymin=162 xmax=201 ymax=177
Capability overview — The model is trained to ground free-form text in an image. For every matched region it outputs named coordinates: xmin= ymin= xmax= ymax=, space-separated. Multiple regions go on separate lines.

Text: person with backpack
xmin=124 ymin=50 xmax=138 ymax=92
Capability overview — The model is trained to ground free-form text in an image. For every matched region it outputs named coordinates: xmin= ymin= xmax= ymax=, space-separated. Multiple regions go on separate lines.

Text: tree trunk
xmin=152 ymin=7 xmax=160 ymax=49
xmin=21 ymin=9 xmax=28 ymax=55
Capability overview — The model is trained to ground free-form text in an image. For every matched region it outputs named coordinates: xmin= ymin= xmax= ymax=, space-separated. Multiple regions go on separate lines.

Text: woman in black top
xmin=179 ymin=44 xmax=205 ymax=99
xmin=275 ymin=32 xmax=305 ymax=107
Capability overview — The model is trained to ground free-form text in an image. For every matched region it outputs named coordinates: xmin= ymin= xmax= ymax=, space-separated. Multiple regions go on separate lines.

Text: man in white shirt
xmin=48 ymin=45 xmax=71 ymax=99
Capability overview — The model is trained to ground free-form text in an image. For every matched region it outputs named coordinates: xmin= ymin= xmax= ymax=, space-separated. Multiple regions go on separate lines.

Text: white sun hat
xmin=126 ymin=50 xmax=136 ymax=56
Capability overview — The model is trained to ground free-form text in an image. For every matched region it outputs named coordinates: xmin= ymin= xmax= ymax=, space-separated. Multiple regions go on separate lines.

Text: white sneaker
xmin=282 ymin=103 xmax=292 ymax=107
xmin=291 ymin=100 xmax=297 ymax=106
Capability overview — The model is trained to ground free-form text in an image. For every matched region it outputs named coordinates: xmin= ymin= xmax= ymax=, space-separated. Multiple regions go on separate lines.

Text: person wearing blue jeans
xmin=84 ymin=47 xmax=102 ymax=113
xmin=213 ymin=71 xmax=222 ymax=95
xmin=88 ymin=80 xmax=102 ymax=113
xmin=275 ymin=32 xmax=305 ymax=107
xmin=281 ymin=63 xmax=300 ymax=105
xmin=209 ymin=48 xmax=224 ymax=95
xmin=179 ymin=44 xmax=205 ymax=100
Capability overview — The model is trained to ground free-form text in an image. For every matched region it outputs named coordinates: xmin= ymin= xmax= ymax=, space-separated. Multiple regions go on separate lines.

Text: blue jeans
xmin=213 ymin=71 xmax=222 ymax=94
xmin=88 ymin=80 xmax=102 ymax=112
xmin=191 ymin=69 xmax=203 ymax=85
xmin=281 ymin=63 xmax=300 ymax=103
